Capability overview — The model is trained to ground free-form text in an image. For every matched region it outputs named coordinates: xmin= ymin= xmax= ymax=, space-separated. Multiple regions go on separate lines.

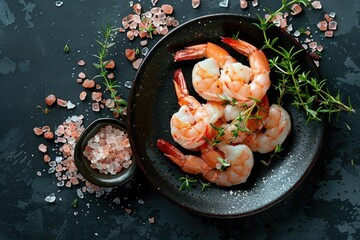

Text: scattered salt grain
xmin=91 ymin=92 xmax=103 ymax=102
xmin=55 ymin=156 xmax=63 ymax=163
xmin=44 ymin=193 xmax=56 ymax=203
xmin=125 ymin=81 xmax=132 ymax=89
xmin=148 ymin=217 xmax=155 ymax=224
xmin=38 ymin=144 xmax=47 ymax=153
xmin=55 ymin=1 xmax=63 ymax=7
xmin=132 ymin=3 xmax=141 ymax=14
xmin=161 ymin=4 xmax=173 ymax=15
xmin=240 ymin=0 xmax=248 ymax=9
xmin=192 ymin=0 xmax=200 ymax=9
xmin=45 ymin=94 xmax=57 ymax=106
xmin=141 ymin=47 xmax=149 ymax=56
xmin=78 ymin=72 xmax=86 ymax=79
xmin=219 ymin=0 xmax=229 ymax=7
xmin=291 ymin=3 xmax=302 ymax=15
xmin=77 ymin=60 xmax=86 ymax=66
xmin=79 ymin=91 xmax=87 ymax=101
xmin=77 ymin=189 xmax=84 ymax=199
xmin=293 ymin=30 xmax=301 ymax=37
xmin=324 ymin=30 xmax=334 ymax=38
xmin=125 ymin=49 xmax=136 ymax=61
xmin=82 ymin=79 xmax=95 ymax=89
xmin=125 ymin=208 xmax=132 ymax=214
xmin=44 ymin=131 xmax=54 ymax=140
xmin=57 ymin=98 xmax=68 ymax=107
xmin=36 ymin=171 xmax=42 ymax=176
xmin=311 ymin=1 xmax=322 ymax=9
xmin=317 ymin=21 xmax=328 ymax=31
xmin=67 ymin=101 xmax=76 ymax=110
xmin=329 ymin=12 xmax=336 ymax=18
xmin=113 ymin=197 xmax=121 ymax=204
xmin=33 ymin=127 xmax=43 ymax=136
xmin=132 ymin=58 xmax=142 ymax=69
xmin=92 ymin=103 xmax=100 ymax=112
xmin=57 ymin=180 xmax=65 ymax=187
xmin=328 ymin=21 xmax=337 ymax=30
xmin=138 ymin=199 xmax=144 ymax=204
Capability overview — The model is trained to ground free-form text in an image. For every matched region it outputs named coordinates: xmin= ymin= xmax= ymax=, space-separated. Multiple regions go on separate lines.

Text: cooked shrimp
xmin=243 ymin=104 xmax=291 ymax=154
xmin=221 ymin=37 xmax=271 ymax=106
xmin=157 ymin=139 xmax=254 ymax=187
xmin=174 ymin=42 xmax=237 ymax=102
xmin=170 ymin=69 xmax=223 ymax=150
xmin=218 ymin=95 xmax=270 ymax=144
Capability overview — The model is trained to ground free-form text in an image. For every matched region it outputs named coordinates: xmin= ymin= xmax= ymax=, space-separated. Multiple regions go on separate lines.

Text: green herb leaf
xmin=71 ymin=198 xmax=78 ymax=208
xmin=64 ymin=44 xmax=70 ymax=53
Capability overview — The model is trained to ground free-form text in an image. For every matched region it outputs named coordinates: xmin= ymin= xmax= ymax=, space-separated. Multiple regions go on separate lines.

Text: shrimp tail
xmin=174 ymin=44 xmax=207 ymax=62
xmin=221 ymin=37 xmax=270 ymax=73
xmin=157 ymin=139 xmax=211 ymax=175
xmin=173 ymin=69 xmax=201 ymax=110
xmin=221 ymin=37 xmax=257 ymax=57
xmin=157 ymin=139 xmax=186 ymax=161
xmin=173 ymin=69 xmax=189 ymax=101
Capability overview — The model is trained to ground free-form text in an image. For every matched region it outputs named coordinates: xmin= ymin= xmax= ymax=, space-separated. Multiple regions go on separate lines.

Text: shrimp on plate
xmin=221 ymin=37 xmax=271 ymax=106
xmin=218 ymin=95 xmax=270 ymax=144
xmin=243 ymin=104 xmax=291 ymax=154
xmin=170 ymin=69 xmax=223 ymax=150
xmin=174 ymin=42 xmax=237 ymax=102
xmin=157 ymin=139 xmax=254 ymax=187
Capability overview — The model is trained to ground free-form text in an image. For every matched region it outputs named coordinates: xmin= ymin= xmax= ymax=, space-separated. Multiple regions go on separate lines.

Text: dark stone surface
xmin=0 ymin=0 xmax=359 ymax=239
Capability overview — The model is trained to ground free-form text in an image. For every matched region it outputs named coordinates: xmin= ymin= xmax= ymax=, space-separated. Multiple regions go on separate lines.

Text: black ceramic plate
xmin=128 ymin=14 xmax=324 ymax=218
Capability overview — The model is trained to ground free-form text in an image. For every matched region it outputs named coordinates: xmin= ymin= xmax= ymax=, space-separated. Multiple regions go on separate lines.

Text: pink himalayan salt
xmin=38 ymin=144 xmax=47 ymax=153
xmin=57 ymin=98 xmax=68 ymax=107
xmin=192 ymin=0 xmax=200 ymax=8
xmin=79 ymin=91 xmax=87 ymax=101
xmin=240 ymin=0 xmax=248 ymax=9
xmin=325 ymin=30 xmax=334 ymax=38
xmin=291 ymin=3 xmax=302 ymax=15
xmin=312 ymin=1 xmax=322 ymax=9
xmin=82 ymin=79 xmax=95 ymax=89
xmin=91 ymin=92 xmax=103 ymax=102
xmin=161 ymin=4 xmax=173 ymax=15
xmin=83 ymin=125 xmax=133 ymax=175
xmin=132 ymin=3 xmax=141 ymax=15
xmin=328 ymin=21 xmax=337 ymax=30
xmin=317 ymin=21 xmax=328 ymax=31
xmin=132 ymin=58 xmax=143 ymax=69
xmin=33 ymin=127 xmax=43 ymax=136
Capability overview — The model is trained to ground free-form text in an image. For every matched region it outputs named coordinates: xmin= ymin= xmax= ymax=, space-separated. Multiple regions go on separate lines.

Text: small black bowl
xmin=74 ymin=118 xmax=137 ymax=187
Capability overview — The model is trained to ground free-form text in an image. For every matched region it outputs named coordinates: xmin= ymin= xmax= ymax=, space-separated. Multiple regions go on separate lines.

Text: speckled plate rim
xmin=128 ymin=13 xmax=324 ymax=218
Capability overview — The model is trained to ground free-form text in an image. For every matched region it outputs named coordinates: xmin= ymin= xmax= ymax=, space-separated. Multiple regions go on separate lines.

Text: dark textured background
xmin=0 ymin=0 xmax=359 ymax=239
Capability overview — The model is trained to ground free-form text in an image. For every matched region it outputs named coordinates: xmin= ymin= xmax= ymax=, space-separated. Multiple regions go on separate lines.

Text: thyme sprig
xmin=93 ymin=23 xmax=127 ymax=116
xmin=179 ymin=175 xmax=211 ymax=191
xmin=261 ymin=144 xmax=283 ymax=166
xmin=179 ymin=175 xmax=198 ymax=191
xmin=208 ymin=98 xmax=265 ymax=145
xmin=253 ymin=0 xmax=355 ymax=122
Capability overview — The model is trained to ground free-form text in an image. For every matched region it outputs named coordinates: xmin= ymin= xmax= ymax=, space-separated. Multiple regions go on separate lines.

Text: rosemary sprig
xmin=253 ymin=0 xmax=355 ymax=122
xmin=93 ymin=23 xmax=127 ymax=116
